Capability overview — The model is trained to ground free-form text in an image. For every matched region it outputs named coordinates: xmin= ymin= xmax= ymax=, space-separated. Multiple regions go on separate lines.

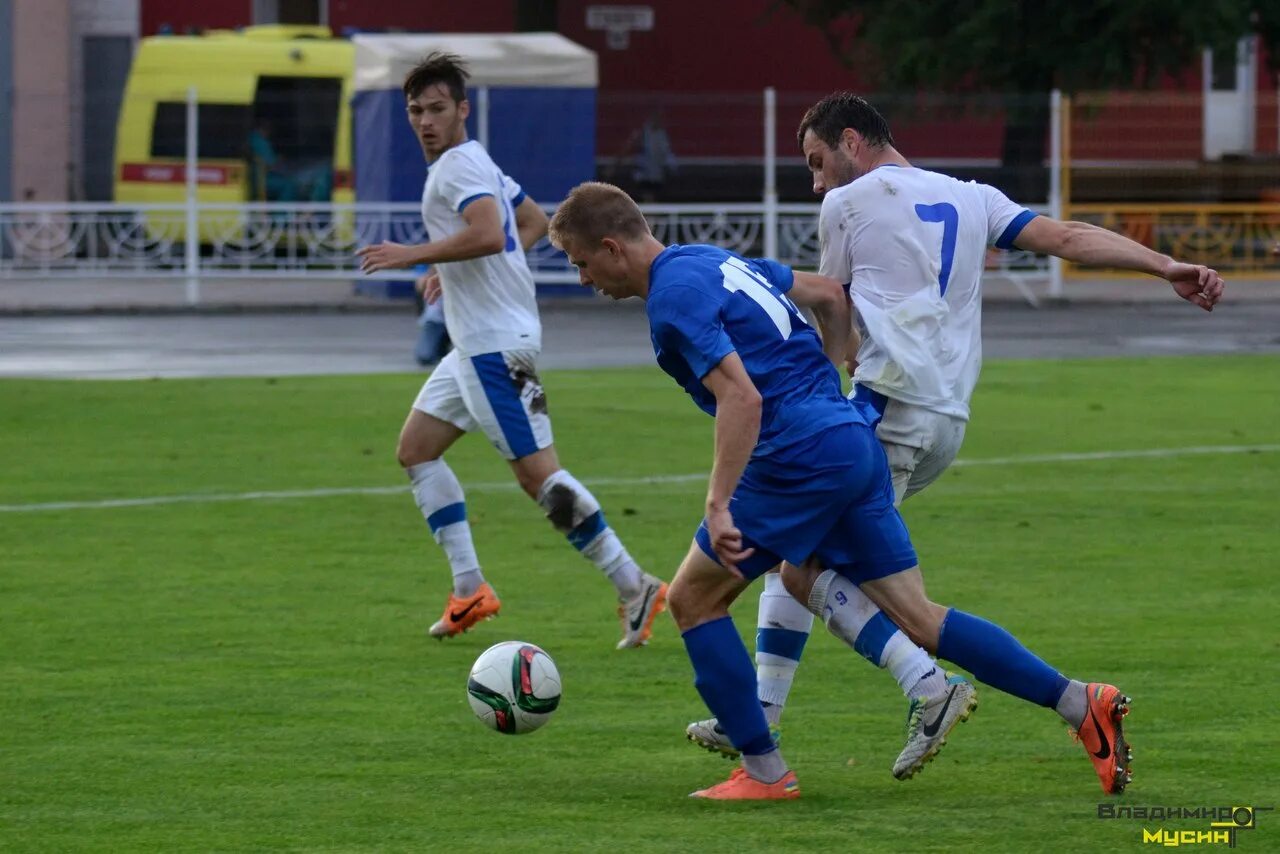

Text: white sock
xmin=406 ymin=460 xmax=482 ymax=595
xmin=755 ymin=572 xmax=815 ymax=711
xmin=807 ymin=569 xmax=942 ymax=699
xmin=882 ymin=633 xmax=946 ymax=699
xmin=537 ymin=469 xmax=643 ymax=598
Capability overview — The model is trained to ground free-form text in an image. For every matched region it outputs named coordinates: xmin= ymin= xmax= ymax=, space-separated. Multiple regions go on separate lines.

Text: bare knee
xmin=881 ymin=600 xmax=948 ymax=654
xmin=515 ymin=466 xmax=547 ymax=500
xmin=513 ymin=448 xmax=561 ymax=501
xmin=666 ymin=577 xmax=696 ymax=630
xmin=779 ymin=561 xmax=821 ymax=608
xmin=666 ymin=576 xmax=728 ymax=632
xmin=397 ymin=412 xmax=458 ymax=469
xmin=397 ymin=433 xmax=438 ymax=468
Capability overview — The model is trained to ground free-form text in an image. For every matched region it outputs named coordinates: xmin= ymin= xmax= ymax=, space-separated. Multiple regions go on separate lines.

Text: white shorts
xmin=854 ymin=386 xmax=966 ymax=507
xmin=413 ymin=349 xmax=553 ymax=461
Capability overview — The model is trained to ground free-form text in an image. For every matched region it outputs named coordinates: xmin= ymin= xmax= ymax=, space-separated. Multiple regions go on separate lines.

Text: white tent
xmin=352 ymin=32 xmax=597 ymax=92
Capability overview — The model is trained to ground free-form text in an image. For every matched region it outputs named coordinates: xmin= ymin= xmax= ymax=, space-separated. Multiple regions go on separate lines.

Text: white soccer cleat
xmin=893 ymin=672 xmax=978 ymax=780
xmin=686 ymin=716 xmax=781 ymax=759
xmin=686 ymin=716 xmax=741 ymax=759
xmin=616 ymin=573 xmax=668 ymax=649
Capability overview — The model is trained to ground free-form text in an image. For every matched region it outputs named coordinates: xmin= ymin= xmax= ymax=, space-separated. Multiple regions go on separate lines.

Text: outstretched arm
xmin=357 ymin=196 xmax=507 ymax=273
xmin=1013 ymin=217 xmax=1225 ymax=311
xmin=701 ymin=352 xmax=762 ymax=575
xmin=787 ymin=271 xmax=852 ymax=367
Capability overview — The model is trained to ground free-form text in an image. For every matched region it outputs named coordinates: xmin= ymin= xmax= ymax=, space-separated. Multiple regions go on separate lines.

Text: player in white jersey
xmin=356 ymin=53 xmax=667 ymax=649
xmin=688 ymin=92 xmax=1224 ymax=793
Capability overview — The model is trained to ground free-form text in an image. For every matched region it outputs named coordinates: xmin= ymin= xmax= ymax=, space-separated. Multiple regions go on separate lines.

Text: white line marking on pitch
xmin=1 ymin=444 xmax=1276 ymax=514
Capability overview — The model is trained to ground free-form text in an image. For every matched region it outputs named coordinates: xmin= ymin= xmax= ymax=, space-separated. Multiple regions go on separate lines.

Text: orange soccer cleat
xmin=689 ymin=767 xmax=800 ymax=801
xmin=1071 ymin=683 xmax=1133 ymax=795
xmin=428 ymin=583 xmax=501 ymax=639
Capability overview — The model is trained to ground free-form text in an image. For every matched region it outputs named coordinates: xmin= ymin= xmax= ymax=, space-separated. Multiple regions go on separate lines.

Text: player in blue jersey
xmin=548 ymin=181 xmax=1148 ymax=800
xmin=690 ymin=92 xmax=1224 ymax=794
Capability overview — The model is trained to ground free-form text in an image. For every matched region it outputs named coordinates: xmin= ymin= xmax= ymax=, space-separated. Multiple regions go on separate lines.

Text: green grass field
xmin=2 ymin=356 xmax=1278 ymax=852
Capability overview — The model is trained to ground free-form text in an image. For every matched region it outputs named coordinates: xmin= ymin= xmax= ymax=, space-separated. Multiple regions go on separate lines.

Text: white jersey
xmin=819 ymin=165 xmax=1035 ymax=421
xmin=421 ymin=140 xmax=541 ymax=357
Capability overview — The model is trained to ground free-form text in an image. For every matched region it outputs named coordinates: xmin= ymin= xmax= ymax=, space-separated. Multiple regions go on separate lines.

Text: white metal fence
xmin=0 ymin=199 xmax=1051 ymax=296
xmin=0 ymin=85 xmax=1064 ymax=305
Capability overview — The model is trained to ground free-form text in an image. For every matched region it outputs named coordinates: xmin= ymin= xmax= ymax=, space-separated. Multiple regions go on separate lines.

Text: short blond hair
xmin=548 ymin=181 xmax=651 ymax=249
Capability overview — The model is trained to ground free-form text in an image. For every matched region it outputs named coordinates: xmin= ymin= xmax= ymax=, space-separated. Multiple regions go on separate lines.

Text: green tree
xmin=781 ymin=0 xmax=1271 ymax=198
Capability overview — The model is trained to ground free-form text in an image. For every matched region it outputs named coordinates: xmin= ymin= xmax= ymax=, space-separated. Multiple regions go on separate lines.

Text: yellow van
xmin=114 ymin=25 xmax=355 ymax=240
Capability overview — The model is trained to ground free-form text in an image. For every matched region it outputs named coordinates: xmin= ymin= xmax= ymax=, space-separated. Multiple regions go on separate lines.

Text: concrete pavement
xmin=1 ymin=274 xmax=1276 ymax=314
xmin=1 ymin=293 xmax=1277 ymax=380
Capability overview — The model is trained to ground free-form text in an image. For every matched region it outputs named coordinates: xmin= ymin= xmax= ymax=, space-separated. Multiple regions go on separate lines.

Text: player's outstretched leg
xmin=937 ymin=610 xmax=1132 ymax=793
xmin=859 ymin=568 xmax=1132 ymax=794
xmin=534 ymin=468 xmax=666 ymax=649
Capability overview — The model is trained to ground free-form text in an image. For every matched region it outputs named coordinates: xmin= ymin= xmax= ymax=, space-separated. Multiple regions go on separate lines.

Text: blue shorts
xmin=694 ymin=422 xmax=918 ymax=583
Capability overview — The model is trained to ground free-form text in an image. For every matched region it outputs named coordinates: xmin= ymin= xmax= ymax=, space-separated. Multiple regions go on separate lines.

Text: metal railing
xmin=0 ymin=199 xmax=1053 ymax=295
xmin=1063 ymin=204 xmax=1280 ymax=277
xmin=0 ymin=85 xmax=1058 ymax=306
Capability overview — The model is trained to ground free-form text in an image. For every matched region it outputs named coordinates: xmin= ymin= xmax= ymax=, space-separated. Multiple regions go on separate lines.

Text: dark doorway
xmin=82 ymin=35 xmax=133 ymax=201
xmin=248 ymin=75 xmax=342 ymax=201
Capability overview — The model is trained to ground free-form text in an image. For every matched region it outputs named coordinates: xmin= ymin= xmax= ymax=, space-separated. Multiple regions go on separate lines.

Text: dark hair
xmin=797 ymin=92 xmax=894 ymax=149
xmin=403 ymin=51 xmax=469 ymax=102
xmin=548 ymin=182 xmax=651 ymax=248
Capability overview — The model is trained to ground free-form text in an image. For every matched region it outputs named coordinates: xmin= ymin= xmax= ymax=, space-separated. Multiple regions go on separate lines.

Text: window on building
xmin=516 ymin=0 xmax=557 ymax=32
xmin=253 ymin=0 xmax=323 ymax=25
xmin=1210 ymin=43 xmax=1238 ymax=91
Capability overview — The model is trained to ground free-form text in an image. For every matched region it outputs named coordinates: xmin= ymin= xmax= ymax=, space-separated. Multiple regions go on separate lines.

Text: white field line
xmin=1 ymin=443 xmax=1277 ymax=515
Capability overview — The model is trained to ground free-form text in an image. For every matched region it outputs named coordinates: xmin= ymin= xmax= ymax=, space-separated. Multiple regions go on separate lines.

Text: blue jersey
xmin=647 ymin=244 xmax=864 ymax=458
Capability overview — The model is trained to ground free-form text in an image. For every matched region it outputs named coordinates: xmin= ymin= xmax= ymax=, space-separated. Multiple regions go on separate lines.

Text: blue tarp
xmin=353 ymin=86 xmax=596 ymax=204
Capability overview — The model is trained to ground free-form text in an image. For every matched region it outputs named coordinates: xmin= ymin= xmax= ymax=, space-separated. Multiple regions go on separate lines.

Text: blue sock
xmin=683 ymin=616 xmax=776 ymax=756
xmin=937 ymin=609 xmax=1070 ymax=707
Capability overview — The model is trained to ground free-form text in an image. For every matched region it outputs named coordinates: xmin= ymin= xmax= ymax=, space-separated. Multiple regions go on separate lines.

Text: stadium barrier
xmin=0 ymin=199 xmax=1054 ymax=301
xmin=1062 ymin=204 xmax=1280 ymax=278
xmin=9 ymin=87 xmax=1280 ymax=303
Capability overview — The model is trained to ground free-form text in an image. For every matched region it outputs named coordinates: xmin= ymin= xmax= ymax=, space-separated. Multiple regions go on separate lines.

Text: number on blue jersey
xmin=719 ymin=256 xmax=806 ymax=339
xmin=913 ymin=202 xmax=958 ymax=295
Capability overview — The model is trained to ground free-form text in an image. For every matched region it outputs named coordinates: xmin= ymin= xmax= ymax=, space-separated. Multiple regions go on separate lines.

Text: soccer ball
xmin=466 ymin=641 xmax=562 ymax=734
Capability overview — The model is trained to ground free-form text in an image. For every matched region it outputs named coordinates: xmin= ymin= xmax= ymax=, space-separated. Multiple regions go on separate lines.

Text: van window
xmin=253 ymin=76 xmax=342 ymax=161
xmin=151 ymin=103 xmax=252 ymax=159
